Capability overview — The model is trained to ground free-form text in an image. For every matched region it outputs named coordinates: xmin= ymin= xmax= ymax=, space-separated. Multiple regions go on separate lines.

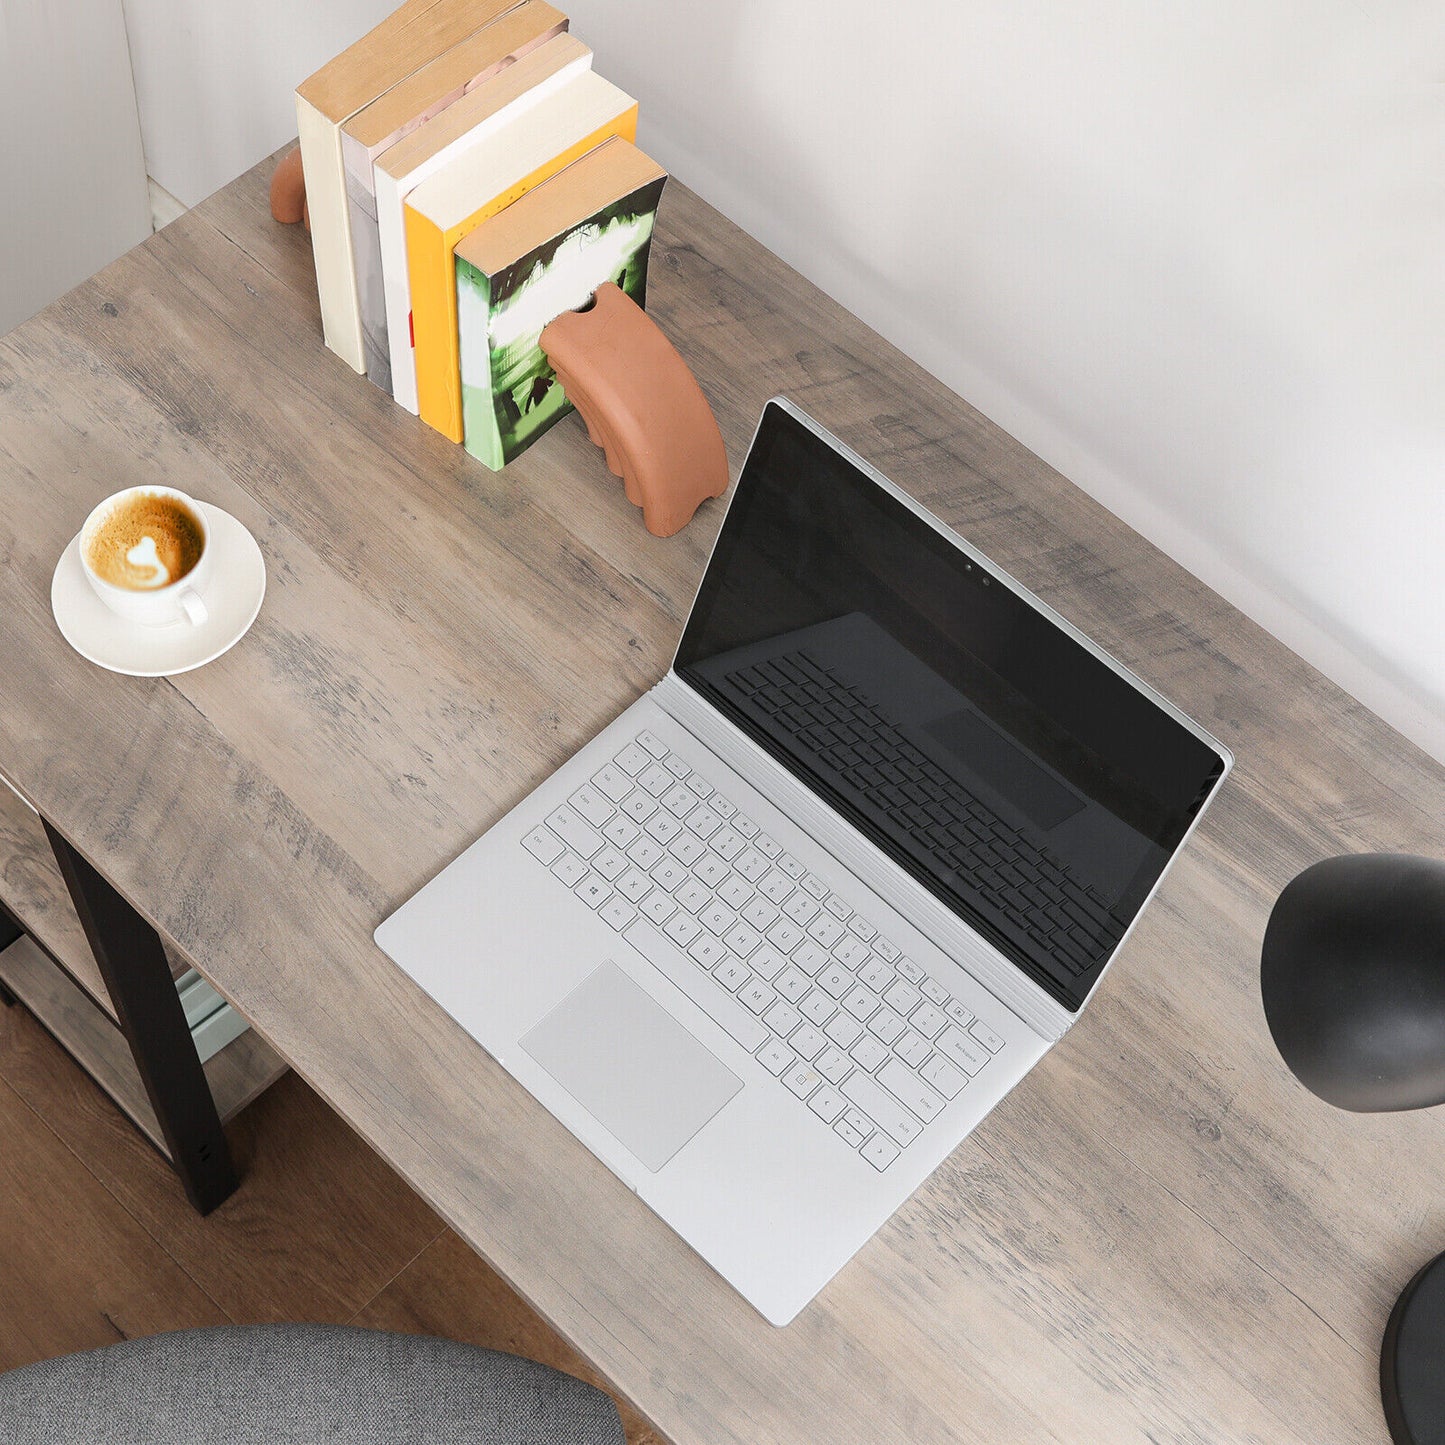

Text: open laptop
xmin=376 ymin=398 xmax=1232 ymax=1325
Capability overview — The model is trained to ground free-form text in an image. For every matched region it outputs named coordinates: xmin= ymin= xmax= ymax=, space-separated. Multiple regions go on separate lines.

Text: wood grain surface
xmin=1 ymin=148 xmax=1442 ymax=1443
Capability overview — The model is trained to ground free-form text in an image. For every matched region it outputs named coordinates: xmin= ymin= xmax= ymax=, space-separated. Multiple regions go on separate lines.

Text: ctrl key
xmin=522 ymin=826 xmax=563 ymax=865
xmin=861 ymin=1133 xmax=900 ymax=1172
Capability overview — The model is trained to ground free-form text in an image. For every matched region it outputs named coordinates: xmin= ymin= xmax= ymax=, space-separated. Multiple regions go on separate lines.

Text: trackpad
xmin=521 ymin=961 xmax=742 ymax=1173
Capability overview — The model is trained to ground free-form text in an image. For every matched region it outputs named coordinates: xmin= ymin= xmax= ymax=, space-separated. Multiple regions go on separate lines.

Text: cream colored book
xmin=340 ymin=0 xmax=567 ymax=392
xmin=375 ymin=33 xmax=592 ymax=415
xmin=294 ymin=0 xmax=518 ymax=373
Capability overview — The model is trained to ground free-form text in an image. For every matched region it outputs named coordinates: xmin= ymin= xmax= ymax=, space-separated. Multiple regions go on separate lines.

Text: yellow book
xmin=403 ymin=69 xmax=637 ymax=441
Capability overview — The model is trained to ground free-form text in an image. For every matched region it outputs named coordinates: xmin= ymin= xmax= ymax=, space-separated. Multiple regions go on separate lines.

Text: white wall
xmin=120 ymin=0 xmax=1445 ymax=763
xmin=0 ymin=0 xmax=150 ymax=335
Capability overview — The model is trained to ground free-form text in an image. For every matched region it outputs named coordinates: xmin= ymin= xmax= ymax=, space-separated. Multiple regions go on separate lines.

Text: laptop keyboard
xmin=520 ymin=728 xmax=1004 ymax=1173
xmin=723 ymin=651 xmax=1124 ymax=976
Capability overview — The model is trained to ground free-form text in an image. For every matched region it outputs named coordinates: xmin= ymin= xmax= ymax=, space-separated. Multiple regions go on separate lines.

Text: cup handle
xmin=178 ymin=587 xmax=208 ymax=627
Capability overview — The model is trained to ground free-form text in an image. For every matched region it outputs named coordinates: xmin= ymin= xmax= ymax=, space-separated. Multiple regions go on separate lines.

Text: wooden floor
xmin=0 ymin=995 xmax=662 ymax=1443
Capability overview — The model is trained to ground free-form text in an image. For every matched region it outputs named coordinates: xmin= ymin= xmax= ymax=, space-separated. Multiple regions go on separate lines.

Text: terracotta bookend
xmin=540 ymin=283 xmax=729 ymax=537
xmin=270 ymin=148 xmax=308 ymax=231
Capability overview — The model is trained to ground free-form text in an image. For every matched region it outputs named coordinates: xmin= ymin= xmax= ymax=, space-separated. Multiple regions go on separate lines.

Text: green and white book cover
xmin=456 ymin=173 xmax=666 ymax=470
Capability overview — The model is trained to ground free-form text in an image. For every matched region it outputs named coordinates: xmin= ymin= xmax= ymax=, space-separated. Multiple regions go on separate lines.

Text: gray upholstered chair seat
xmin=0 ymin=1323 xmax=625 ymax=1444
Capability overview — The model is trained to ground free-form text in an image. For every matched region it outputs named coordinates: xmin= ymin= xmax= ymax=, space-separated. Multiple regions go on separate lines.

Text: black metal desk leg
xmin=0 ymin=908 xmax=20 ymax=1004
xmin=43 ymin=822 xmax=239 ymax=1213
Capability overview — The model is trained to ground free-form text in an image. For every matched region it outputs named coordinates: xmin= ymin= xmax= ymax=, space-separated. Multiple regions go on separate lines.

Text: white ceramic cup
xmin=78 ymin=485 xmax=213 ymax=627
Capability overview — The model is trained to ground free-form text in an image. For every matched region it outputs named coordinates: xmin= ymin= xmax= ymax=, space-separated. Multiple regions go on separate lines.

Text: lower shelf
xmin=0 ymin=934 xmax=287 ymax=1160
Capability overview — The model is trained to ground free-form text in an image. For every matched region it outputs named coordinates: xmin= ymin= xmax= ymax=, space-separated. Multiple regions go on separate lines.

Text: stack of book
xmin=296 ymin=0 xmax=667 ymax=470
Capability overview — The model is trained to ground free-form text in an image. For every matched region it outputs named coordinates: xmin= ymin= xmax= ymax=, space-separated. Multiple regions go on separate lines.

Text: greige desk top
xmin=2 ymin=150 xmax=1443 ymax=1443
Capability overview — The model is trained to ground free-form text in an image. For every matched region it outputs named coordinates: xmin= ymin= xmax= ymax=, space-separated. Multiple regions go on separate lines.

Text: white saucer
xmin=52 ymin=502 xmax=266 ymax=677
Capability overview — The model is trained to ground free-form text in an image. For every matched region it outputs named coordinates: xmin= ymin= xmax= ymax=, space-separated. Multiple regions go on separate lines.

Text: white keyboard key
xmin=824 ymin=896 xmax=851 ymax=921
xmin=734 ymin=848 xmax=771 ymax=883
xmin=896 ymin=956 xmax=926 ymax=985
xmin=522 ymin=826 xmax=564 ymax=865
xmin=776 ymin=852 xmax=806 ymax=880
xmin=569 ymin=785 xmax=614 ymax=828
xmin=739 ymin=979 xmax=776 ymax=1015
xmin=663 ymin=754 xmax=691 ymax=779
xmin=614 ymin=743 xmax=651 ymax=775
xmin=755 ymin=833 xmax=782 ymax=859
xmin=792 ymin=940 xmax=830 ymax=976
xmin=935 ymin=1024 xmax=989 ymax=1075
xmin=862 ymin=1133 xmax=901 ymax=1171
xmin=709 ymin=826 xmax=745 ymax=861
xmin=710 ymin=794 xmax=736 ymax=820
xmin=884 ymin=979 xmax=921 ymax=1016
xmin=650 ymin=857 xmax=687 ymax=892
xmin=687 ymin=773 xmax=713 ymax=800
xmin=668 ymin=830 xmax=706 ymax=866
xmin=573 ymin=874 xmax=611 ymax=909
xmin=784 ymin=892 xmax=821 ymax=926
xmin=858 ymin=956 xmax=895 ymax=993
xmin=896 ymin=1030 xmax=931 ymax=1069
xmin=723 ymin=922 xmax=761 ymax=958
xmin=816 ymin=1045 xmax=852 ymax=1084
xmin=627 ymin=837 xmax=665 ymax=870
xmin=774 ymin=965 xmax=810 ymax=1003
xmin=742 ymin=897 xmax=779 ymax=930
xmin=676 ymin=878 xmax=711 ymax=913
xmin=920 ymin=1054 xmax=967 ymax=1099
xmin=833 ymin=934 xmax=869 ymax=968
xmin=600 ymin=896 xmax=637 ymax=931
xmin=602 ymin=814 xmax=640 ymax=849
xmin=546 ymin=806 xmax=602 ymax=859
xmin=808 ymin=1085 xmax=846 ymax=1124
xmin=850 ymin=1035 xmax=889 ymax=1073
xmin=550 ymin=851 xmax=588 ymax=888
xmin=636 ymin=729 xmax=668 ymax=758
xmin=717 ymin=875 xmax=752 ymax=910
xmin=782 ymin=1062 xmax=822 ymax=1100
xmin=878 ymin=1058 xmax=946 ymax=1124
xmin=818 ymin=963 xmax=852 ymax=999
xmin=641 ymin=891 xmax=677 ymax=926
xmin=800 ymin=988 xmax=836 ymax=1026
xmin=763 ymin=999 xmax=801 ymax=1037
xmin=615 ymin=867 xmax=653 ymax=904
xmin=688 ymin=934 xmax=727 ymax=969
xmin=842 ymin=1072 xmax=923 ymax=1147
xmin=663 ymin=911 xmax=702 ymax=948
xmin=789 ymin=1023 xmax=826 ymax=1061
xmin=661 ymin=782 xmax=699 ymax=818
xmin=909 ymin=1001 xmax=947 ymax=1039
xmin=851 ymin=917 xmax=877 ymax=943
xmin=623 ymin=920 xmax=768 ymax=1052
xmin=867 ymin=1007 xmax=905 ymax=1045
xmin=921 ymin=977 xmax=950 ymax=1006
xmin=693 ymin=854 xmax=729 ymax=889
xmin=688 ymin=806 xmax=723 ymax=839
xmin=970 ymin=1020 xmax=1006 ymax=1053
xmin=945 ymin=999 xmax=976 ymax=1029
xmin=620 ymin=791 xmax=658 ymax=824
xmin=592 ymin=764 xmax=633 ymax=802
xmin=873 ymin=936 xmax=902 ymax=962
xmin=714 ymin=956 xmax=750 ymax=992
xmin=756 ymin=1038 xmax=794 ymax=1076
xmin=645 ymin=811 xmax=683 ymax=845
xmin=825 ymin=1011 xmax=864 ymax=1048
xmin=802 ymin=873 xmax=828 ymax=899
xmin=766 ymin=918 xmax=804 ymax=953
xmin=729 ymin=810 xmax=754 ymax=834
xmin=700 ymin=901 xmax=736 ymax=936
xmin=592 ymin=847 xmax=628 ymax=881
xmin=807 ymin=914 xmax=845 ymax=949
xmin=758 ymin=870 xmax=794 ymax=905
xmin=748 ymin=944 xmax=787 ymax=981
xmin=637 ymin=761 xmax=674 ymax=797
xmin=834 ymin=1114 xmax=869 ymax=1149
xmin=842 ymin=984 xmax=878 ymax=1021
xmin=843 ymin=1105 xmax=873 ymax=1138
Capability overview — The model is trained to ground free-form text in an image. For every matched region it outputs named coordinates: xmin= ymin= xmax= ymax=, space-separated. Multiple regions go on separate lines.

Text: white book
xmin=375 ymin=33 xmax=592 ymax=414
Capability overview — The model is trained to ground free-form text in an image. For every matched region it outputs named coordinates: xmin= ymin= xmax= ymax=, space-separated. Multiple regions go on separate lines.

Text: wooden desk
xmin=2 ymin=150 xmax=1443 ymax=1442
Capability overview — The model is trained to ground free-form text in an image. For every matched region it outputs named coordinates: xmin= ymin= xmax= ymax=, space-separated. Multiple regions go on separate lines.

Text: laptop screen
xmin=675 ymin=401 xmax=1226 ymax=1011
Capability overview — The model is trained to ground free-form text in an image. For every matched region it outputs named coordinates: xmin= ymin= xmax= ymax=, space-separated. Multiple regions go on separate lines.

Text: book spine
xmin=412 ymin=103 xmax=641 ymax=443
xmin=457 ymin=256 xmax=504 ymax=469
xmin=296 ymin=93 xmax=366 ymax=374
xmin=343 ymin=133 xmax=391 ymax=393
xmin=378 ymin=168 xmax=420 ymax=414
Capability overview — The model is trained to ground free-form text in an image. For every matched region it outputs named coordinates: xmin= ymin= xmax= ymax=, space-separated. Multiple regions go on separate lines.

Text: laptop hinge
xmin=653 ymin=672 xmax=1074 ymax=1043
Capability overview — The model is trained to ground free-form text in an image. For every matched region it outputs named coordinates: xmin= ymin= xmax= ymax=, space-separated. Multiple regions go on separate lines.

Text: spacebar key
xmin=623 ymin=920 xmax=768 ymax=1052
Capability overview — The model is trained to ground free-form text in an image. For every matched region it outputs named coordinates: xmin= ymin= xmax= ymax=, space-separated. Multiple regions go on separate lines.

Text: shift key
xmin=841 ymin=1071 xmax=922 ymax=1147
xmin=624 ymin=920 xmax=767 ymax=1052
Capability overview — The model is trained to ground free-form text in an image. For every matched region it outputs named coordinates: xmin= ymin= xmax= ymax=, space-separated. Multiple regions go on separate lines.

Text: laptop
xmin=376 ymin=398 xmax=1232 ymax=1325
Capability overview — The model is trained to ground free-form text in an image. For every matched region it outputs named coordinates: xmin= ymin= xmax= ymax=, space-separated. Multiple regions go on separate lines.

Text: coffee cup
xmin=79 ymin=485 xmax=213 ymax=627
